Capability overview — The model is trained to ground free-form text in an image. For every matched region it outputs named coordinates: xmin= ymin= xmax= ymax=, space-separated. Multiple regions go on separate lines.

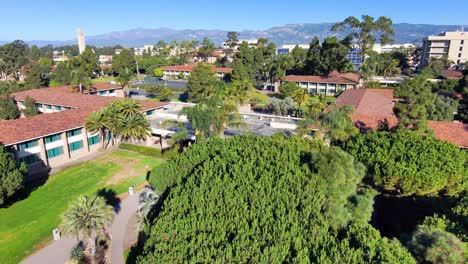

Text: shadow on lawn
xmin=97 ymin=188 xmax=121 ymax=213
xmin=1 ymin=167 xmax=51 ymax=208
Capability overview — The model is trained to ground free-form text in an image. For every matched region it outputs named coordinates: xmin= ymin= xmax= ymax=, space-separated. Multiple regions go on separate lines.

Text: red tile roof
xmin=47 ymin=82 xmax=121 ymax=94
xmin=285 ymin=71 xmax=360 ymax=84
xmin=428 ymin=121 xmax=468 ymax=148
xmin=0 ymin=88 xmax=167 ymax=146
xmin=332 ymin=89 xmax=398 ymax=130
xmin=161 ymin=65 xmax=232 ymax=73
xmin=440 ymin=69 xmax=463 ymax=80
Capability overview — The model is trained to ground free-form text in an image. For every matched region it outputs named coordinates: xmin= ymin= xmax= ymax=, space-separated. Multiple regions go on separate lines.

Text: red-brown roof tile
xmin=332 ymin=89 xmax=398 ymax=130
xmin=161 ymin=65 xmax=232 ymax=73
xmin=428 ymin=121 xmax=468 ymax=148
xmin=0 ymin=88 xmax=167 ymax=146
xmin=440 ymin=69 xmax=463 ymax=80
xmin=284 ymin=72 xmax=360 ymax=84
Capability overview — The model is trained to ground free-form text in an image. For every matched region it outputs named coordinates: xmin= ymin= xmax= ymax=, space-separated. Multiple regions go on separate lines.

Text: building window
xmin=460 ymin=47 xmax=463 ymax=51
xmin=64 ymin=107 xmax=72 ymax=110
xmin=19 ymin=140 xmax=39 ymax=150
xmin=47 ymin=146 xmax=64 ymax=158
xmin=462 ymin=40 xmax=464 ymax=45
xmin=88 ymin=135 xmax=100 ymax=145
xmin=19 ymin=153 xmax=41 ymax=165
xmin=46 ymin=105 xmax=52 ymax=109
xmin=109 ymin=89 xmax=115 ymax=93
xmin=45 ymin=134 xmax=61 ymax=143
xmin=36 ymin=103 xmax=43 ymax=108
xmin=338 ymin=84 xmax=346 ymax=91
xmin=55 ymin=106 xmax=62 ymax=111
xmin=328 ymin=84 xmax=337 ymax=94
xmin=68 ymin=140 xmax=83 ymax=152
xmin=146 ymin=110 xmax=154 ymax=116
xmin=458 ymin=53 xmax=462 ymax=58
xmin=99 ymin=91 xmax=107 ymax=95
xmin=66 ymin=129 xmax=82 ymax=137
xmin=318 ymin=83 xmax=326 ymax=94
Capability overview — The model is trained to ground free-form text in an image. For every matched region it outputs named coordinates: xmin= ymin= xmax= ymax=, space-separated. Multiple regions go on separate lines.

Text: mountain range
xmin=1 ymin=23 xmax=464 ymax=47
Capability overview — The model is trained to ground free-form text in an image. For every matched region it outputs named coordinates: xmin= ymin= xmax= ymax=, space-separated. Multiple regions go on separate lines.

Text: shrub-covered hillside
xmin=140 ymin=134 xmax=415 ymax=263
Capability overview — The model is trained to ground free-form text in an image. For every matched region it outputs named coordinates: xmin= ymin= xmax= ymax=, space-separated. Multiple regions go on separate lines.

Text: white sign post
xmin=53 ymin=228 xmax=60 ymax=240
xmin=129 ymin=186 xmax=135 ymax=196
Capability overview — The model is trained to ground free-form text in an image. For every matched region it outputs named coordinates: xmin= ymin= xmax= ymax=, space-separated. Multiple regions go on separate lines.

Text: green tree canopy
xmin=24 ymin=64 xmax=49 ymax=89
xmin=0 ymin=146 xmax=27 ymax=205
xmin=139 ymin=135 xmax=414 ymax=263
xmin=0 ymin=95 xmax=20 ymax=120
xmin=187 ymin=63 xmax=218 ymax=101
xmin=342 ymin=131 xmax=468 ymax=196
xmin=407 ymin=226 xmax=465 ymax=264
xmin=332 ymin=15 xmax=394 ymax=61
xmin=22 ymin=96 xmax=39 ymax=117
xmin=112 ymin=49 xmax=136 ymax=74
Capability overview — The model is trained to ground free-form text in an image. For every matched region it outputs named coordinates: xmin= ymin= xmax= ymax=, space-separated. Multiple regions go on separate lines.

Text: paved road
xmin=21 ymin=191 xmax=142 ymax=264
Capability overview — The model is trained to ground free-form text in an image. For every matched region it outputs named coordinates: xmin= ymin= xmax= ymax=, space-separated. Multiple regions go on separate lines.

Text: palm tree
xmin=307 ymin=95 xmax=330 ymax=119
xmin=85 ymin=109 xmax=113 ymax=148
xmin=180 ymin=98 xmax=245 ymax=139
xmin=161 ymin=120 xmax=190 ymax=151
xmin=60 ymin=195 xmax=114 ymax=256
xmin=293 ymin=89 xmax=309 ymax=117
xmin=138 ymin=188 xmax=159 ymax=224
xmin=118 ymin=113 xmax=150 ymax=142
xmin=70 ymin=68 xmax=91 ymax=93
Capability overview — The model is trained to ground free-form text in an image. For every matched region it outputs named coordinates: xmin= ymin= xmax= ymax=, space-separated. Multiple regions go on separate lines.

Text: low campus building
xmin=161 ymin=65 xmax=232 ymax=79
xmin=284 ymin=71 xmax=362 ymax=96
xmin=0 ymin=86 xmax=167 ymax=177
xmin=333 ymin=88 xmax=468 ymax=148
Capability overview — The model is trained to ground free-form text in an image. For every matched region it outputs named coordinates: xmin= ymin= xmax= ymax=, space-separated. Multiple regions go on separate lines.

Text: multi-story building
xmin=373 ymin=43 xmax=416 ymax=53
xmin=161 ymin=65 xmax=232 ymax=79
xmin=222 ymin=39 xmax=258 ymax=51
xmin=99 ymin=55 xmax=113 ymax=64
xmin=0 ymin=85 xmax=167 ymax=177
xmin=276 ymin=44 xmax=309 ymax=55
xmin=284 ymin=71 xmax=361 ymax=96
xmin=421 ymin=31 xmax=468 ymax=66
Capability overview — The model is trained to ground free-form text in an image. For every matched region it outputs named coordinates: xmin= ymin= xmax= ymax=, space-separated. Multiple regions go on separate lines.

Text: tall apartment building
xmin=421 ymin=31 xmax=468 ymax=66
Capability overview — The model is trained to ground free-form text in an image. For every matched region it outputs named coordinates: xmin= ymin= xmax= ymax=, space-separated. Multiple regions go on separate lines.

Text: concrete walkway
xmin=21 ymin=191 xmax=142 ymax=264
xmin=109 ymin=191 xmax=141 ymax=264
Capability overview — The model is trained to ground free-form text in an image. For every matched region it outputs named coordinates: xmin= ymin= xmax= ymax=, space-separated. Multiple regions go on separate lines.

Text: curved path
xmin=21 ymin=191 xmax=141 ymax=264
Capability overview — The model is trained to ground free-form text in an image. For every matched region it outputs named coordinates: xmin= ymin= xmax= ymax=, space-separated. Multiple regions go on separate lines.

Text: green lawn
xmin=247 ymin=89 xmax=270 ymax=104
xmin=92 ymin=76 xmax=115 ymax=84
xmin=0 ymin=150 xmax=164 ymax=264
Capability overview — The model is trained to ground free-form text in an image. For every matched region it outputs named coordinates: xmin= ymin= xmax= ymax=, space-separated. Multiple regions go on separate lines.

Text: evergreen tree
xmin=187 ymin=63 xmax=218 ymax=101
xmin=0 ymin=146 xmax=27 ymax=205
xmin=0 ymin=95 xmax=19 ymax=120
xmin=22 ymin=96 xmax=39 ymax=117
xmin=24 ymin=64 xmax=49 ymax=89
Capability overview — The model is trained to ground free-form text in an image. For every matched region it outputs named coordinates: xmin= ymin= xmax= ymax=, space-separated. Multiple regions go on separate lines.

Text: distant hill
xmin=2 ymin=23 xmax=464 ymax=47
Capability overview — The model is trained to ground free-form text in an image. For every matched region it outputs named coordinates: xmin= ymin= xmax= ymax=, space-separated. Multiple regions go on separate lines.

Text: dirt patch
xmin=102 ymin=156 xmax=143 ymax=185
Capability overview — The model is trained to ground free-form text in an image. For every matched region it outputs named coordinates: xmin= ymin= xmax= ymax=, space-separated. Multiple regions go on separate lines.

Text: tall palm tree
xmin=60 ymin=195 xmax=114 ymax=256
xmin=293 ymin=89 xmax=309 ymax=117
xmin=70 ymin=68 xmax=91 ymax=93
xmin=319 ymin=105 xmax=358 ymax=144
xmin=118 ymin=113 xmax=150 ymax=142
xmin=161 ymin=120 xmax=190 ymax=151
xmin=85 ymin=109 xmax=113 ymax=148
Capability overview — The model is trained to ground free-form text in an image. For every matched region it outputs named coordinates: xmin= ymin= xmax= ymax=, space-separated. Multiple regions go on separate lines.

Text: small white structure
xmin=53 ymin=228 xmax=60 ymax=240
xmin=128 ymin=186 xmax=135 ymax=196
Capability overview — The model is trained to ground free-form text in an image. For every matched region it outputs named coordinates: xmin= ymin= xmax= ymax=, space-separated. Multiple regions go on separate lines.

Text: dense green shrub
xmin=139 ymin=134 xmax=415 ymax=263
xmin=342 ymin=131 xmax=467 ymax=196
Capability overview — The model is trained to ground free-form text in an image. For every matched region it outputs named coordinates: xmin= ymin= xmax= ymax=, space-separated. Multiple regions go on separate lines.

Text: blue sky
xmin=1 ymin=0 xmax=467 ymax=40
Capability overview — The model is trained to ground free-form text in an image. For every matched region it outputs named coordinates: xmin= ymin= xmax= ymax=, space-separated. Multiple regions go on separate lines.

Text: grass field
xmin=92 ymin=76 xmax=115 ymax=84
xmin=0 ymin=150 xmax=164 ymax=264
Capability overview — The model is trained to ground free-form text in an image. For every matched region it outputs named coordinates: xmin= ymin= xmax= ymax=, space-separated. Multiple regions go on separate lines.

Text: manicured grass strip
xmin=0 ymin=151 xmax=163 ymax=264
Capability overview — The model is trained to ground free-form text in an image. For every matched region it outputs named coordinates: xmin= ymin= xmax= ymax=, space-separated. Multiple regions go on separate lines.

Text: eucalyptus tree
xmin=332 ymin=15 xmax=394 ymax=61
